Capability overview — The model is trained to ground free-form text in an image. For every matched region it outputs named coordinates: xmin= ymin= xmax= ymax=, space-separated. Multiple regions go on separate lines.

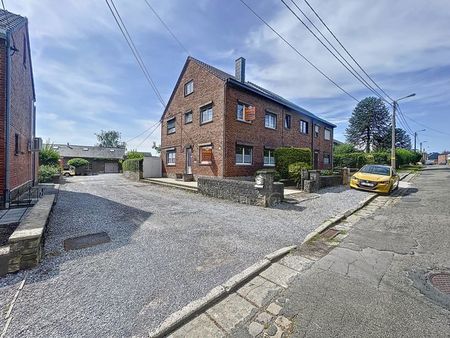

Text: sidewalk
xmin=161 ymin=170 xmax=450 ymax=337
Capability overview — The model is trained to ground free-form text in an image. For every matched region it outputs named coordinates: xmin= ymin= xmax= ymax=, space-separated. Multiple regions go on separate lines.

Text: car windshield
xmin=359 ymin=165 xmax=390 ymax=176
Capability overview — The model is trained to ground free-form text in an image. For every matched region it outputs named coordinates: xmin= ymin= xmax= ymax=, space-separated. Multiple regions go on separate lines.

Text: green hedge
xmin=68 ymin=158 xmax=89 ymax=168
xmin=288 ymin=161 xmax=312 ymax=186
xmin=334 ymin=149 xmax=422 ymax=169
xmin=38 ymin=165 xmax=60 ymax=183
xmin=122 ymin=158 xmax=142 ymax=172
xmin=274 ymin=147 xmax=312 ymax=179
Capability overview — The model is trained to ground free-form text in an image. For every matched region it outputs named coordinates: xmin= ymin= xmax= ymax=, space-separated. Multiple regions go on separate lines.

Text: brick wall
xmin=161 ymin=59 xmax=226 ymax=178
xmin=0 ymin=41 xmax=6 ymax=197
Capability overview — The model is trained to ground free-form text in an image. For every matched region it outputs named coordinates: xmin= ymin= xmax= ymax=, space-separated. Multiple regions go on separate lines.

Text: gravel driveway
xmin=0 ymin=174 xmax=367 ymax=337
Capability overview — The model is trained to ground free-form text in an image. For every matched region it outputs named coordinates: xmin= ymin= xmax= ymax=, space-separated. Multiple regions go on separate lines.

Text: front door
xmin=185 ymin=148 xmax=192 ymax=174
xmin=314 ymin=150 xmax=319 ymax=169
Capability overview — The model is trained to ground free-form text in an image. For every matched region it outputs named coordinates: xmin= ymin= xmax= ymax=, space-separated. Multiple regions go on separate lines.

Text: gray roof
xmin=188 ymin=56 xmax=336 ymax=128
xmin=0 ymin=9 xmax=26 ymax=35
xmin=52 ymin=144 xmax=126 ymax=160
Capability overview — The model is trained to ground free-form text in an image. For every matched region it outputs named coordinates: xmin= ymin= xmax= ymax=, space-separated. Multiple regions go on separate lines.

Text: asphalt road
xmin=0 ymin=174 xmax=367 ymax=337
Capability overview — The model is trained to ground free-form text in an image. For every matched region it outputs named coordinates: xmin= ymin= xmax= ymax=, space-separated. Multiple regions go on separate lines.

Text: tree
xmin=334 ymin=143 xmax=358 ymax=155
xmin=40 ymin=141 xmax=60 ymax=166
xmin=346 ymin=97 xmax=391 ymax=152
xmin=95 ymin=130 xmax=124 ymax=148
xmin=126 ymin=150 xmax=144 ymax=160
xmin=376 ymin=128 xmax=412 ymax=150
xmin=152 ymin=141 xmax=161 ymax=154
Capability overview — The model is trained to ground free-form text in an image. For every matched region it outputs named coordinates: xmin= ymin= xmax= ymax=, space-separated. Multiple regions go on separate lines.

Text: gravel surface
xmin=0 ymin=174 xmax=367 ymax=337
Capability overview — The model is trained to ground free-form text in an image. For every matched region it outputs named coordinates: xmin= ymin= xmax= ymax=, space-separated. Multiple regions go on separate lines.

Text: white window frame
xmin=324 ymin=128 xmax=331 ymax=140
xmin=236 ymin=102 xmax=247 ymax=122
xmin=264 ymin=148 xmax=276 ymax=166
xmin=199 ymin=145 xmax=213 ymax=165
xmin=300 ymin=120 xmax=308 ymax=134
xmin=314 ymin=124 xmax=320 ymax=138
xmin=323 ymin=153 xmax=331 ymax=165
xmin=235 ymin=145 xmax=252 ymax=165
xmin=284 ymin=114 xmax=291 ymax=129
xmin=167 ymin=118 xmax=176 ymax=134
xmin=166 ymin=150 xmax=176 ymax=166
xmin=184 ymin=80 xmax=193 ymax=96
xmin=200 ymin=105 xmax=213 ymax=124
xmin=265 ymin=112 xmax=277 ymax=129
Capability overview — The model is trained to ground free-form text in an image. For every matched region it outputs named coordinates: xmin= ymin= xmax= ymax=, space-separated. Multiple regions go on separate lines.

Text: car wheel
xmin=64 ymin=173 xmax=70 ymax=177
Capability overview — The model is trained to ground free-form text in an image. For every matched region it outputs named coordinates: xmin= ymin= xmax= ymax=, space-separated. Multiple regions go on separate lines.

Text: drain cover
xmin=321 ymin=228 xmax=339 ymax=240
xmin=64 ymin=232 xmax=111 ymax=251
xmin=430 ymin=273 xmax=450 ymax=295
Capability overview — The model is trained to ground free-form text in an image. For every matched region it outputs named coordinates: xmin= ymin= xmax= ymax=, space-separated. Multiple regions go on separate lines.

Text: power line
xmin=134 ymin=121 xmax=161 ymax=148
xmin=105 ymin=0 xmax=166 ymax=107
xmin=239 ymin=0 xmax=359 ymax=102
xmin=302 ymin=0 xmax=394 ymax=102
xmin=281 ymin=0 xmax=390 ymax=105
xmin=143 ymin=0 xmax=190 ymax=55
xmin=125 ymin=119 xmax=162 ymax=143
xmin=403 ymin=114 xmax=450 ymax=137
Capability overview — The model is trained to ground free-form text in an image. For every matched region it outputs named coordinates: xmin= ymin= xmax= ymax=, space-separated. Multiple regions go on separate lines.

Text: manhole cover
xmin=430 ymin=273 xmax=450 ymax=295
xmin=321 ymin=228 xmax=339 ymax=240
xmin=64 ymin=232 xmax=111 ymax=251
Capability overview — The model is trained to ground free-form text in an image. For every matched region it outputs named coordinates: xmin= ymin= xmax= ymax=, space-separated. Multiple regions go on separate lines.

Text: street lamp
xmin=414 ymin=129 xmax=425 ymax=152
xmin=392 ymin=93 xmax=416 ymax=169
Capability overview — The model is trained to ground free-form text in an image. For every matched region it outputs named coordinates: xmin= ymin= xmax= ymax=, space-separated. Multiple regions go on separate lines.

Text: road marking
xmin=1 ymin=275 xmax=27 ymax=338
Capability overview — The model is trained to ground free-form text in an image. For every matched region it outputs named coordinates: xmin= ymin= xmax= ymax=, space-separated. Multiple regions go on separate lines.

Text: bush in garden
xmin=274 ymin=147 xmax=311 ymax=179
xmin=38 ymin=165 xmax=60 ymax=183
xmin=67 ymin=158 xmax=89 ymax=168
xmin=122 ymin=158 xmax=142 ymax=172
xmin=40 ymin=143 xmax=60 ymax=166
xmin=288 ymin=161 xmax=312 ymax=186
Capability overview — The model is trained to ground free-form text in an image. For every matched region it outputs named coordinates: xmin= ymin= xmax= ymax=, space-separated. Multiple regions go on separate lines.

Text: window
xmin=166 ymin=150 xmax=176 ymax=165
xmin=284 ymin=114 xmax=291 ymax=129
xmin=265 ymin=112 xmax=277 ymax=129
xmin=314 ymin=124 xmax=320 ymax=138
xmin=300 ymin=120 xmax=309 ymax=134
xmin=184 ymin=80 xmax=193 ymax=96
xmin=167 ymin=118 xmax=176 ymax=134
xmin=236 ymin=102 xmax=247 ymax=121
xmin=200 ymin=104 xmax=213 ymax=124
xmin=184 ymin=111 xmax=193 ymax=124
xmin=200 ymin=146 xmax=213 ymax=164
xmin=236 ymin=145 xmax=252 ymax=165
xmin=14 ymin=133 xmax=20 ymax=155
xmin=264 ymin=149 xmax=275 ymax=166
xmin=324 ymin=128 xmax=331 ymax=141
xmin=323 ymin=153 xmax=331 ymax=165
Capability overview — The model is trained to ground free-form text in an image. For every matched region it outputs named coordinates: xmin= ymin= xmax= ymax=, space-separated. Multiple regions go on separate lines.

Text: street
xmin=0 ymin=174 xmax=366 ymax=337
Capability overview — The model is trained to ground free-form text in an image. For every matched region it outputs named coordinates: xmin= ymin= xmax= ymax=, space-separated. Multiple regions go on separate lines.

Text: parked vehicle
xmin=62 ymin=165 xmax=76 ymax=177
xmin=350 ymin=164 xmax=399 ymax=194
xmin=425 ymin=160 xmax=435 ymax=165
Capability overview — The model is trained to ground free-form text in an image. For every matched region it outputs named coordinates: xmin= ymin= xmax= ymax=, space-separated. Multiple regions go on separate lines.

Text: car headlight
xmin=351 ymin=176 xmax=359 ymax=181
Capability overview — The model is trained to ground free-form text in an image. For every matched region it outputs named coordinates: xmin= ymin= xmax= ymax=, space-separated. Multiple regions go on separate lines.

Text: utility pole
xmin=391 ymin=93 xmax=416 ymax=169
xmin=391 ymin=101 xmax=397 ymax=169
xmin=413 ymin=129 xmax=425 ymax=152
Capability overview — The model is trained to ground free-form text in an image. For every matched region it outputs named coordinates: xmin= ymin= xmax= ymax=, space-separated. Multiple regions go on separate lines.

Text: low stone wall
xmin=198 ymin=177 xmax=262 ymax=205
xmin=123 ymin=170 xmax=142 ymax=181
xmin=3 ymin=194 xmax=56 ymax=275
xmin=319 ymin=175 xmax=342 ymax=189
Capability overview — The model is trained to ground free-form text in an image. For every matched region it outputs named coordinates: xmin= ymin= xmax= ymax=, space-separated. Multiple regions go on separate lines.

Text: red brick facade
xmin=0 ymin=19 xmax=37 ymax=206
xmin=161 ymin=57 xmax=334 ymax=179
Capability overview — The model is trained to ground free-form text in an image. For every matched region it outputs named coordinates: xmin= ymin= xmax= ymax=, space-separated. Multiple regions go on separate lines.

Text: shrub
xmin=38 ymin=165 xmax=60 ymax=183
xmin=126 ymin=150 xmax=144 ymax=160
xmin=274 ymin=147 xmax=311 ymax=179
xmin=40 ymin=144 xmax=60 ymax=166
xmin=288 ymin=161 xmax=312 ymax=186
xmin=122 ymin=158 xmax=142 ymax=172
xmin=372 ymin=151 xmax=390 ymax=165
xmin=396 ymin=149 xmax=422 ymax=168
xmin=333 ymin=152 xmax=368 ymax=169
xmin=334 ymin=143 xmax=357 ymax=155
xmin=67 ymin=158 xmax=89 ymax=168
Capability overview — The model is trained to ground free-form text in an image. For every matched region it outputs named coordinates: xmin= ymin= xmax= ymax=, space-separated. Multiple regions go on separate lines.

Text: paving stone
xmin=260 ymin=263 xmax=299 ymax=288
xmin=206 ymin=294 xmax=256 ymax=333
xmin=274 ymin=316 xmax=292 ymax=330
xmin=266 ymin=302 xmax=282 ymax=315
xmin=248 ymin=321 xmax=264 ymax=337
xmin=279 ymin=255 xmax=314 ymax=272
xmin=266 ymin=324 xmax=278 ymax=336
xmin=237 ymin=276 xmax=282 ymax=307
xmin=168 ymin=314 xmax=224 ymax=338
xmin=255 ymin=311 xmax=272 ymax=324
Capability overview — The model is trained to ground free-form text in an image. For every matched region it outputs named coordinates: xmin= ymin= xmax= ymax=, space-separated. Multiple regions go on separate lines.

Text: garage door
xmin=104 ymin=162 xmax=119 ymax=173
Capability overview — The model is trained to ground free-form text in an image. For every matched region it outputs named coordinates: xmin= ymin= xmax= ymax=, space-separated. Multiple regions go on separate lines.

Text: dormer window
xmin=184 ymin=80 xmax=193 ymax=96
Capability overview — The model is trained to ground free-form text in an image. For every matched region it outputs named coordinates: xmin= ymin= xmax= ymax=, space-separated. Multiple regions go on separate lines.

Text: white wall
xmin=143 ymin=157 xmax=162 ymax=178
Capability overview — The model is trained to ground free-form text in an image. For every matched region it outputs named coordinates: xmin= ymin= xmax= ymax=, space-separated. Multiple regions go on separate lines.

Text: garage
xmin=105 ymin=162 xmax=119 ymax=173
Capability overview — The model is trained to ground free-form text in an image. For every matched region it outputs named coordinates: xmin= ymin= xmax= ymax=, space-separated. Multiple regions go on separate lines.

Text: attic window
xmin=110 ymin=149 xmax=115 ymax=152
xmin=83 ymin=147 xmax=89 ymax=151
xmin=52 ymin=146 xmax=59 ymax=149
xmin=184 ymin=80 xmax=193 ymax=96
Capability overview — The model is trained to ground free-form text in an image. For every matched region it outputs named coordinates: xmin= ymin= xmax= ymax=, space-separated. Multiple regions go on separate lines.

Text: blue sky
xmin=8 ymin=0 xmax=450 ymax=153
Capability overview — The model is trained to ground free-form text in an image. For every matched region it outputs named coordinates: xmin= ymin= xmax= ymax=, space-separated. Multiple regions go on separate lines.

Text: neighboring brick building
xmin=437 ymin=152 xmax=449 ymax=165
xmin=0 ymin=10 xmax=38 ymax=208
xmin=53 ymin=144 xmax=125 ymax=174
xmin=160 ymin=56 xmax=335 ymax=179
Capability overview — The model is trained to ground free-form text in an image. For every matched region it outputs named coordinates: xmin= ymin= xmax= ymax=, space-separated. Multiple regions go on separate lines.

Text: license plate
xmin=361 ymin=182 xmax=374 ymax=187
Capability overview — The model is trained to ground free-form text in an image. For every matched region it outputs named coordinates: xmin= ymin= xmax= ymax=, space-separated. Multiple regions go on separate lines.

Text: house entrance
xmin=185 ymin=147 xmax=192 ymax=175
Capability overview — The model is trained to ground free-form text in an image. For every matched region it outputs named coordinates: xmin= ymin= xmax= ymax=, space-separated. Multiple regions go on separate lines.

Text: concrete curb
xmin=148 ymin=245 xmax=297 ymax=338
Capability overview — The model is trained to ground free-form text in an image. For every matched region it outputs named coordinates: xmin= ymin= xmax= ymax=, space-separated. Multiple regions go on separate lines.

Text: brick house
xmin=437 ymin=152 xmax=449 ymax=165
xmin=53 ymin=144 xmax=125 ymax=174
xmin=0 ymin=10 xmax=38 ymax=208
xmin=160 ymin=56 xmax=335 ymax=179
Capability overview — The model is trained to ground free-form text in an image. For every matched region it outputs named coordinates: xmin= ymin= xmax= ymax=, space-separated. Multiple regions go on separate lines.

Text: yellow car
xmin=350 ymin=164 xmax=399 ymax=194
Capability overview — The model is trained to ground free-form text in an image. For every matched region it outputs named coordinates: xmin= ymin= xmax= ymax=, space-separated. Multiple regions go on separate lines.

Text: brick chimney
xmin=235 ymin=57 xmax=246 ymax=83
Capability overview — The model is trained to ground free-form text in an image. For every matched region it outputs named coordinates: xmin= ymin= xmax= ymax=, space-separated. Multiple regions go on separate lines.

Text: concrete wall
xmin=143 ymin=156 xmax=162 ymax=178
xmin=319 ymin=175 xmax=342 ymax=189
